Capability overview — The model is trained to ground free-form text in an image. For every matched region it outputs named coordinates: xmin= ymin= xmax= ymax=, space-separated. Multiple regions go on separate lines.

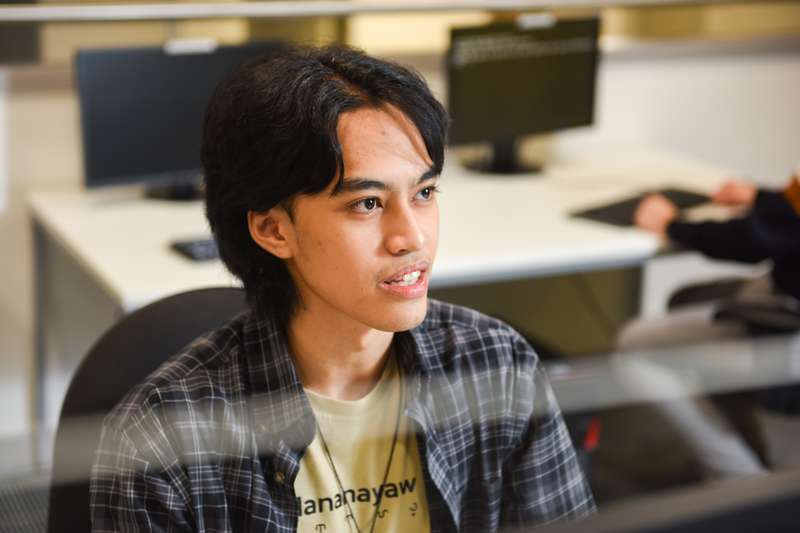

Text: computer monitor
xmin=446 ymin=16 xmax=599 ymax=174
xmin=75 ymin=41 xmax=284 ymax=199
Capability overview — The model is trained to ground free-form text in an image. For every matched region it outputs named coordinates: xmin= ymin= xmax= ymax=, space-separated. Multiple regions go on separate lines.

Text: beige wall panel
xmin=41 ymin=22 xmax=169 ymax=64
xmin=41 ymin=20 xmax=251 ymax=65
xmin=249 ymin=18 xmax=344 ymax=45
xmin=172 ymin=20 xmax=250 ymax=43
xmin=604 ymin=2 xmax=800 ymax=40
xmin=8 ymin=66 xmax=79 ymax=186
xmin=603 ymin=6 xmax=706 ymax=39
xmin=704 ymin=3 xmax=800 ymax=39
xmin=347 ymin=13 xmax=491 ymax=54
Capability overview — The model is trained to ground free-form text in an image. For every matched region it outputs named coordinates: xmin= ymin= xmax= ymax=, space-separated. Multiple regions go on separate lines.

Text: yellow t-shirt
xmin=295 ymin=357 xmax=430 ymax=533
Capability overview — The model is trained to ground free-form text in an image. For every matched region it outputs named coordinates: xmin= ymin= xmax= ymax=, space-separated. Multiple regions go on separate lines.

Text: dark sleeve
xmin=754 ymin=189 xmax=797 ymax=219
xmin=666 ymin=189 xmax=800 ymax=264
xmin=748 ymin=190 xmax=800 ymax=258
xmin=666 ymin=189 xmax=776 ymax=264
xmin=666 ymin=217 xmax=769 ymax=263
xmin=499 ymin=335 xmax=596 ymax=528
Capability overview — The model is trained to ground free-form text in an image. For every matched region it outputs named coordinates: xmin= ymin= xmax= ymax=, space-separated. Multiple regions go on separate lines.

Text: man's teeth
xmin=390 ymin=270 xmax=421 ymax=286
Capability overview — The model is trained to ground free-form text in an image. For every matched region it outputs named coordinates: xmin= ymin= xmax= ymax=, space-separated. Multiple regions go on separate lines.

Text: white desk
xmin=435 ymin=141 xmax=727 ymax=287
xmin=30 ymin=140 xmax=728 ymax=310
xmin=29 ymin=139 xmax=729 ymax=424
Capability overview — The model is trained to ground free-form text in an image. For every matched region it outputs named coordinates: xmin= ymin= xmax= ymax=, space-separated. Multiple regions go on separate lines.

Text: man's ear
xmin=248 ymin=207 xmax=294 ymax=259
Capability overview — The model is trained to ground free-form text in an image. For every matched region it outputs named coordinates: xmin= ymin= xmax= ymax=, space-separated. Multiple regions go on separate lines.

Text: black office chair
xmin=668 ymin=276 xmax=800 ymax=334
xmin=47 ymin=287 xmax=247 ymax=533
xmin=666 ymin=276 xmax=749 ymax=310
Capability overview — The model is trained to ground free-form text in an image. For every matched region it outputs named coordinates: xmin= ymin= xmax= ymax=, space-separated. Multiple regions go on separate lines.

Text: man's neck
xmin=287 ymin=310 xmax=394 ymax=401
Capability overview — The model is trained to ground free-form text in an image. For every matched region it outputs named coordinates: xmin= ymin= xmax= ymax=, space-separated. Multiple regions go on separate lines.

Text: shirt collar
xmin=242 ymin=311 xmax=315 ymax=450
xmin=240 ymin=304 xmax=461 ymax=523
xmin=240 ymin=305 xmax=441 ymax=447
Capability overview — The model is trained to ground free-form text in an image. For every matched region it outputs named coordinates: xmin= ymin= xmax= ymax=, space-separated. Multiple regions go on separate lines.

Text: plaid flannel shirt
xmin=91 ymin=299 xmax=595 ymax=532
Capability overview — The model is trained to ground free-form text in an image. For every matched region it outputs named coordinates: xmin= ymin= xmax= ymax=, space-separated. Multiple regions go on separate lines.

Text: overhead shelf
xmin=0 ymin=0 xmax=772 ymax=23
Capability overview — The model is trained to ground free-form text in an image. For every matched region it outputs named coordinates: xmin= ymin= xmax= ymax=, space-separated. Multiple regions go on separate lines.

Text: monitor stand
xmin=144 ymin=180 xmax=203 ymax=201
xmin=462 ymin=139 xmax=542 ymax=175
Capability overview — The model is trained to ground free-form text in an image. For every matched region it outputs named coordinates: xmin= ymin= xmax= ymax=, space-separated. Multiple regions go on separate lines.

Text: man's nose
xmin=384 ymin=202 xmax=425 ymax=255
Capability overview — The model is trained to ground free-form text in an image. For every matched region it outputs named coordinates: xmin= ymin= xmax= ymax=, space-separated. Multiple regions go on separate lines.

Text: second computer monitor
xmin=447 ymin=17 xmax=600 ymax=174
xmin=76 ymin=41 xmax=285 ymax=199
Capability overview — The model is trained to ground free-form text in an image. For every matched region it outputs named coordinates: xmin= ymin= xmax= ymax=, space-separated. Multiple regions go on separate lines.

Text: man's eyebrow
xmin=331 ymin=167 xmax=439 ymax=196
xmin=417 ymin=167 xmax=440 ymax=184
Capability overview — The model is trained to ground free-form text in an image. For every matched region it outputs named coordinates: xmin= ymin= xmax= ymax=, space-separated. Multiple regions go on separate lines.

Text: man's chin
xmin=373 ymin=297 xmax=429 ymax=332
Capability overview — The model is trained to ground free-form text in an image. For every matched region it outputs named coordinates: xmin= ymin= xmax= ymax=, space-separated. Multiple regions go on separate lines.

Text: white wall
xmin=593 ymin=42 xmax=800 ymax=317
xmin=595 ymin=44 xmax=800 ymax=185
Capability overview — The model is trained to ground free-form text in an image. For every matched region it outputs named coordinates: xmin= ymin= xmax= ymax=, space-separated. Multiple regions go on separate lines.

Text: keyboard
xmin=170 ymin=238 xmax=219 ymax=261
xmin=571 ymin=187 xmax=710 ymax=227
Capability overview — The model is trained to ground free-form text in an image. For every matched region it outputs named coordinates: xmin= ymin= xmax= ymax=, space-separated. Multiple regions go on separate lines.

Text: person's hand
xmin=634 ymin=194 xmax=678 ymax=236
xmin=712 ymin=178 xmax=757 ymax=207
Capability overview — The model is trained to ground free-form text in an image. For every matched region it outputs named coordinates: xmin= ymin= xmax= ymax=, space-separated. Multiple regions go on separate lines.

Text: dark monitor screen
xmin=76 ymin=41 xmax=284 ymax=190
xmin=447 ymin=17 xmax=599 ymax=173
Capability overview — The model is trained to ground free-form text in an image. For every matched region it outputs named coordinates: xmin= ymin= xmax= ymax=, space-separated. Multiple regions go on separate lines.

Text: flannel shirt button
xmin=274 ymin=471 xmax=286 ymax=485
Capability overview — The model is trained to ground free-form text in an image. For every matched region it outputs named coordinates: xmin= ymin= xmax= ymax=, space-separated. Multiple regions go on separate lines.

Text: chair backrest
xmin=47 ymin=287 xmax=247 ymax=533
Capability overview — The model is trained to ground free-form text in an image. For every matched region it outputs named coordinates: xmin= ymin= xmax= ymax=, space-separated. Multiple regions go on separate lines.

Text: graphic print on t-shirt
xmin=297 ymin=474 xmax=424 ymax=531
xmin=294 ymin=356 xmax=430 ymax=533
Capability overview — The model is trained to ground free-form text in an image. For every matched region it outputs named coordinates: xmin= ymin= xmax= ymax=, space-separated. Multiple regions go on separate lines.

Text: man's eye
xmin=416 ymin=186 xmax=439 ymax=201
xmin=351 ymin=197 xmax=381 ymax=213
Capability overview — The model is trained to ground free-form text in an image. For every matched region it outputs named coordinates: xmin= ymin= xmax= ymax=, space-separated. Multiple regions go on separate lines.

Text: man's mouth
xmin=385 ymin=270 xmax=422 ymax=287
xmin=379 ymin=261 xmax=430 ymax=298
xmin=382 ymin=261 xmax=429 ymax=285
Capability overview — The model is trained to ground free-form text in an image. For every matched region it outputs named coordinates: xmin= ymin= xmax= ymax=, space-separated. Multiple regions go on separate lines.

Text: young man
xmin=91 ymin=44 xmax=595 ymax=532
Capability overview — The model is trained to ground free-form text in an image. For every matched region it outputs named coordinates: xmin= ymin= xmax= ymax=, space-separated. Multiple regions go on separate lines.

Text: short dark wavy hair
xmin=202 ymin=44 xmax=449 ymax=328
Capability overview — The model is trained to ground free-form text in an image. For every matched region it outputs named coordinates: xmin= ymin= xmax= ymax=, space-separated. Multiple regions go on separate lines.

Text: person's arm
xmin=634 ymin=191 xmax=770 ymax=263
xmin=666 ymin=216 xmax=770 ymax=264
xmin=90 ymin=423 xmax=194 ymax=532
xmin=667 ymin=185 xmax=800 ymax=263
xmin=499 ymin=335 xmax=596 ymax=528
xmin=747 ymin=188 xmax=800 ymax=257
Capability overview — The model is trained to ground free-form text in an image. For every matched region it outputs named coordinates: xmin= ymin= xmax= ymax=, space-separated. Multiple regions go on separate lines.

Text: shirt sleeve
xmin=90 ymin=423 xmax=194 ymax=533
xmin=666 ymin=216 xmax=769 ymax=264
xmin=749 ymin=189 xmax=800 ymax=258
xmin=499 ymin=336 xmax=596 ymax=528
xmin=666 ymin=189 xmax=800 ymax=264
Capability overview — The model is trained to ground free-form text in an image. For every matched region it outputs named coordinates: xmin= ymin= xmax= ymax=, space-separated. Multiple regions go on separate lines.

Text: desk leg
xmin=32 ymin=221 xmax=122 ymax=434
xmin=33 ymin=221 xmax=45 ymax=427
